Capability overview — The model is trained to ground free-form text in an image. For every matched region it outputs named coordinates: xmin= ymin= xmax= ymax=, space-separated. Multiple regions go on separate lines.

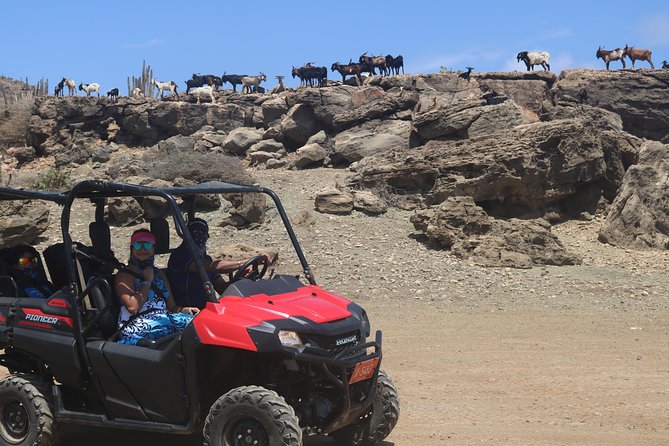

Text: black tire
xmin=203 ymin=385 xmax=302 ymax=446
xmin=0 ymin=374 xmax=58 ymax=446
xmin=331 ymin=370 xmax=400 ymax=446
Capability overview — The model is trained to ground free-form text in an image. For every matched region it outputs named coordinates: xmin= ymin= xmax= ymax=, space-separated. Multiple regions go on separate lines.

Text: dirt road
xmin=4 ymin=166 xmax=669 ymax=445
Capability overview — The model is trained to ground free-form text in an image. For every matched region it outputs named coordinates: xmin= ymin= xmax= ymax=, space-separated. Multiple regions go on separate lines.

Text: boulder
xmin=265 ymin=158 xmax=287 ymax=169
xmin=222 ymin=193 xmax=266 ymax=228
xmin=279 ymin=103 xmax=321 ymax=148
xmin=0 ymin=201 xmax=50 ymax=248
xmin=248 ymin=151 xmax=282 ymax=165
xmin=474 ymin=71 xmax=557 ymax=115
xmin=315 ymin=188 xmax=354 ymax=215
xmin=106 ymin=197 xmax=144 ymax=226
xmin=291 ymin=143 xmax=328 ymax=169
xmin=599 ymin=141 xmax=669 ymax=248
xmin=7 ymin=146 xmax=37 ymax=164
xmin=353 ymin=191 xmax=387 ymax=215
xmin=411 ymin=196 xmax=581 ymax=268
xmin=248 ymin=139 xmax=284 ymax=154
xmin=348 ymin=117 xmax=642 ymax=216
xmin=554 ymin=69 xmax=669 ymax=141
xmin=222 ymin=127 xmax=264 ymax=155
xmin=333 ymin=119 xmax=410 ymax=163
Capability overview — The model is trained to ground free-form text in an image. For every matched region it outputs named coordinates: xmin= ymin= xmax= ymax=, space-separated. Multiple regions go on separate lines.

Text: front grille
xmin=303 ymin=330 xmax=360 ymax=357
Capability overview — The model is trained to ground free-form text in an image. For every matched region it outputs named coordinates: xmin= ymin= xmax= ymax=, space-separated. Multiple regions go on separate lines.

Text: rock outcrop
xmin=0 ymin=201 xmax=50 ymax=248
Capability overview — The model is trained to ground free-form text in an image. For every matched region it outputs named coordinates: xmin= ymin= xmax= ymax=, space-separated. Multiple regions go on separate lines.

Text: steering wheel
xmin=232 ymin=255 xmax=269 ymax=282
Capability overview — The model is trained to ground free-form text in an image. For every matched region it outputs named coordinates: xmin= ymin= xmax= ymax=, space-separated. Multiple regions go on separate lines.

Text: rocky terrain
xmin=1 ymin=69 xmax=669 ymax=444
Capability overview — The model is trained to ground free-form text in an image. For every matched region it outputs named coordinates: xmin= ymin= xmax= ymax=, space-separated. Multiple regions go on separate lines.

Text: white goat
xmin=63 ymin=78 xmax=77 ymax=96
xmin=78 ymin=82 xmax=100 ymax=97
xmin=131 ymin=87 xmax=145 ymax=99
xmin=241 ymin=73 xmax=267 ymax=94
xmin=151 ymin=79 xmax=179 ymax=100
xmin=516 ymin=51 xmax=550 ymax=71
xmin=188 ymin=85 xmax=215 ymax=104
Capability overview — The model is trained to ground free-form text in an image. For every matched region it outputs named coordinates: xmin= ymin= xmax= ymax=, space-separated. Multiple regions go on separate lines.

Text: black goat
xmin=662 ymin=60 xmax=669 ymax=69
xmin=221 ymin=72 xmax=248 ymax=92
xmin=458 ymin=67 xmax=474 ymax=82
xmin=106 ymin=88 xmax=119 ymax=101
xmin=54 ymin=79 xmax=65 ymax=96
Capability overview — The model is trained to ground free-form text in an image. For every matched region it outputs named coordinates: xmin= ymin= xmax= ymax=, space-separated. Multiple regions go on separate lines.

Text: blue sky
xmin=2 ymin=1 xmax=668 ymax=93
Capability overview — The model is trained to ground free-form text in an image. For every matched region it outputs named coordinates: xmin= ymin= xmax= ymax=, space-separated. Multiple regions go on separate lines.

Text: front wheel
xmin=203 ymin=385 xmax=302 ymax=446
xmin=0 ymin=374 xmax=58 ymax=446
xmin=331 ymin=369 xmax=400 ymax=446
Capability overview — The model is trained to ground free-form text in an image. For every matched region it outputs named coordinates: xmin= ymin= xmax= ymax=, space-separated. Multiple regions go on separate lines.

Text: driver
xmin=167 ymin=218 xmax=268 ymax=308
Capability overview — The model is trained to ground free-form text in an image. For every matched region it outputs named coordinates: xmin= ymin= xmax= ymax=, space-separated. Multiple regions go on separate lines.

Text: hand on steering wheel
xmin=232 ymin=255 xmax=269 ymax=281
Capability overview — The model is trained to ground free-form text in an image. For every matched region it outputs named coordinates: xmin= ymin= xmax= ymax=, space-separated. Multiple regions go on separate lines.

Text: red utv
xmin=0 ymin=180 xmax=399 ymax=446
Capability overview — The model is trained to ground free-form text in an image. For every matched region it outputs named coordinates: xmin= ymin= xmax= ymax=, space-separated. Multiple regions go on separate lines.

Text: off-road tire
xmin=0 ymin=374 xmax=58 ymax=446
xmin=331 ymin=369 xmax=400 ymax=446
xmin=203 ymin=385 xmax=302 ymax=446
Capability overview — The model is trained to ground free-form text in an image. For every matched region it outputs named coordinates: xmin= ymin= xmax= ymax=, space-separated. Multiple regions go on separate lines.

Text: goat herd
xmin=49 ymin=48 xmax=668 ymax=102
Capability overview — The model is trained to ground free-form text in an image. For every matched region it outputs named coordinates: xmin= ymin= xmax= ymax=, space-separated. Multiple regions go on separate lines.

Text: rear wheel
xmin=203 ymin=385 xmax=302 ymax=446
xmin=0 ymin=374 xmax=58 ymax=446
xmin=331 ymin=370 xmax=400 ymax=445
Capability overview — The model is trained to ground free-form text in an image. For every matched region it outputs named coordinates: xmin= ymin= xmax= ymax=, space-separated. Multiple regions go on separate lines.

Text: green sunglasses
xmin=131 ymin=241 xmax=155 ymax=250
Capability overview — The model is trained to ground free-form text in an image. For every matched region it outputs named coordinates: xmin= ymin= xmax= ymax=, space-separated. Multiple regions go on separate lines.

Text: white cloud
xmin=637 ymin=12 xmax=669 ymax=45
xmin=122 ymin=38 xmax=165 ymax=49
xmin=538 ymin=27 xmax=574 ymax=41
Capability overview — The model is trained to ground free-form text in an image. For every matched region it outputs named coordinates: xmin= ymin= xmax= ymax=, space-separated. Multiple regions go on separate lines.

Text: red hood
xmin=193 ymin=285 xmax=353 ymax=349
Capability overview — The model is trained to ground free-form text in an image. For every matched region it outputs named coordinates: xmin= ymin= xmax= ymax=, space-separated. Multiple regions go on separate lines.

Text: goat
xmin=516 ymin=51 xmax=550 ymax=71
xmin=221 ymin=72 xmax=248 ymax=92
xmin=663 ymin=60 xmax=669 ymax=69
xmin=595 ymin=46 xmax=626 ymax=70
xmin=188 ymin=85 xmax=216 ymax=104
xmin=271 ymin=76 xmax=286 ymax=94
xmin=62 ymin=78 xmax=76 ymax=96
xmin=292 ymin=66 xmax=306 ymax=86
xmin=106 ymin=88 xmax=119 ymax=101
xmin=131 ymin=87 xmax=145 ymax=99
xmin=295 ymin=64 xmax=327 ymax=87
xmin=331 ymin=62 xmax=362 ymax=85
xmin=359 ymin=53 xmax=387 ymax=76
xmin=623 ymin=45 xmax=655 ymax=69
xmin=151 ymin=79 xmax=179 ymax=100
xmin=78 ymin=82 xmax=100 ymax=97
xmin=458 ymin=67 xmax=474 ymax=82
xmin=241 ymin=73 xmax=267 ymax=94
xmin=54 ymin=79 xmax=65 ymax=97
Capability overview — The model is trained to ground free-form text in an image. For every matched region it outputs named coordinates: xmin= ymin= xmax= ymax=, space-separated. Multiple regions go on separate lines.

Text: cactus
xmin=127 ymin=60 xmax=154 ymax=97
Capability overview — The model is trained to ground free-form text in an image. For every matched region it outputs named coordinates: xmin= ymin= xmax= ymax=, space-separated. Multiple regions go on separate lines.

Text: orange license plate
xmin=349 ymin=357 xmax=379 ymax=384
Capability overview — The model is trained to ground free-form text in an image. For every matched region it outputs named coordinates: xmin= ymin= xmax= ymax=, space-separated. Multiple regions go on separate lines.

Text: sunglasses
xmin=17 ymin=257 xmax=38 ymax=265
xmin=131 ymin=241 xmax=155 ymax=250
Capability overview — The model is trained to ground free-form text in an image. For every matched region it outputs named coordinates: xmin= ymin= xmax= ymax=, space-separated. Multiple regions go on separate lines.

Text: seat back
xmin=87 ymin=277 xmax=120 ymax=339
xmin=150 ymin=218 xmax=171 ymax=254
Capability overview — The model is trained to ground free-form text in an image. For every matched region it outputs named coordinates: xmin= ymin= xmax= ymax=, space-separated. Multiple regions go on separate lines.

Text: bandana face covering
xmin=191 ymin=230 xmax=208 ymax=257
xmin=128 ymin=253 xmax=155 ymax=270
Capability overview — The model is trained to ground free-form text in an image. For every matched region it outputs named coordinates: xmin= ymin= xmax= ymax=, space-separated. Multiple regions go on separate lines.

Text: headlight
xmin=278 ymin=330 xmax=303 ymax=348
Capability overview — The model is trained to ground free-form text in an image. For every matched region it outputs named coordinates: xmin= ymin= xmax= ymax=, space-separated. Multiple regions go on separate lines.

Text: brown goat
xmin=623 ymin=45 xmax=655 ymax=69
xmin=359 ymin=53 xmax=387 ymax=76
xmin=595 ymin=46 xmax=626 ymax=70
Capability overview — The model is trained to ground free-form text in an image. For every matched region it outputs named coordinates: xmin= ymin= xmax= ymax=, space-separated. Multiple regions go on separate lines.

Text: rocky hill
xmin=2 ymin=69 xmax=669 ymax=267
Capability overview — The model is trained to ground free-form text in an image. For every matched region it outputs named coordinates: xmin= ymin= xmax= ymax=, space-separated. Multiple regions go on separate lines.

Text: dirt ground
xmin=3 ymin=165 xmax=669 ymax=445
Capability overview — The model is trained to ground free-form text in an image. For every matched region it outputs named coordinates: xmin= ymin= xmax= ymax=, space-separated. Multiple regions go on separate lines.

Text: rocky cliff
xmin=5 ymin=69 xmax=669 ymax=266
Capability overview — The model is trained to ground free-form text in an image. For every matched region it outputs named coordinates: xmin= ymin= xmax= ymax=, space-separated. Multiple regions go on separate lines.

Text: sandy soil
xmin=4 ymin=165 xmax=669 ymax=445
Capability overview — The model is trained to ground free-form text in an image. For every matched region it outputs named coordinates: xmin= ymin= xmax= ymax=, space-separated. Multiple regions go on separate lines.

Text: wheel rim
xmin=0 ymin=401 xmax=29 ymax=444
xmin=225 ymin=417 xmax=269 ymax=446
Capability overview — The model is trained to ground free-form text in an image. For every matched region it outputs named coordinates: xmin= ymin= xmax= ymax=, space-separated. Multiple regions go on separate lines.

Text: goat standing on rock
xmin=662 ymin=60 xmax=669 ymax=69
xmin=79 ymin=82 xmax=100 ymax=97
xmin=595 ymin=46 xmax=626 ymax=70
xmin=62 ymin=78 xmax=76 ymax=96
xmin=151 ymin=79 xmax=179 ymax=100
xmin=517 ymin=51 xmax=550 ymax=71
xmin=106 ymin=88 xmax=119 ymax=101
xmin=241 ymin=73 xmax=267 ymax=94
xmin=458 ymin=67 xmax=474 ymax=82
xmin=189 ymin=85 xmax=216 ymax=104
xmin=623 ymin=45 xmax=655 ymax=69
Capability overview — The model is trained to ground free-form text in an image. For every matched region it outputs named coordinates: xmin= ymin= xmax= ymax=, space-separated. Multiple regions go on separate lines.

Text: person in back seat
xmin=115 ymin=229 xmax=199 ymax=345
xmin=13 ymin=248 xmax=55 ymax=298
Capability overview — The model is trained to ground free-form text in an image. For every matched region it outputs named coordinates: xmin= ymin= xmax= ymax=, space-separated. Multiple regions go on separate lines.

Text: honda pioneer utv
xmin=0 ymin=180 xmax=399 ymax=446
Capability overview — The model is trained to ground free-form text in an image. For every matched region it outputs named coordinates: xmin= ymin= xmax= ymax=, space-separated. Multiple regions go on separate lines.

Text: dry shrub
xmin=151 ymin=150 xmax=255 ymax=184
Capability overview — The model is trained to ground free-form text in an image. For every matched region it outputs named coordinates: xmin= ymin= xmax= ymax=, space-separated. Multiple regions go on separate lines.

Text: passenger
xmin=115 ymin=229 xmax=199 ymax=345
xmin=13 ymin=249 xmax=55 ymax=298
xmin=167 ymin=218 xmax=269 ymax=309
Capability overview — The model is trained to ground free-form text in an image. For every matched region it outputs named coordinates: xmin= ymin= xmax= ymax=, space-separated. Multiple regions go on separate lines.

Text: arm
xmin=114 ymin=270 xmax=152 ymax=315
xmin=161 ymin=270 xmax=200 ymax=315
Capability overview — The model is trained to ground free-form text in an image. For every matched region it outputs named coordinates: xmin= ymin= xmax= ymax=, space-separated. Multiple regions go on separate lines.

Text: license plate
xmin=349 ymin=357 xmax=379 ymax=384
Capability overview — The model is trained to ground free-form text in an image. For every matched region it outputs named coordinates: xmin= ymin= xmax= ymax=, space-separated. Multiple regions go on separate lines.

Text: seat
xmin=0 ymin=245 xmax=52 ymax=298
